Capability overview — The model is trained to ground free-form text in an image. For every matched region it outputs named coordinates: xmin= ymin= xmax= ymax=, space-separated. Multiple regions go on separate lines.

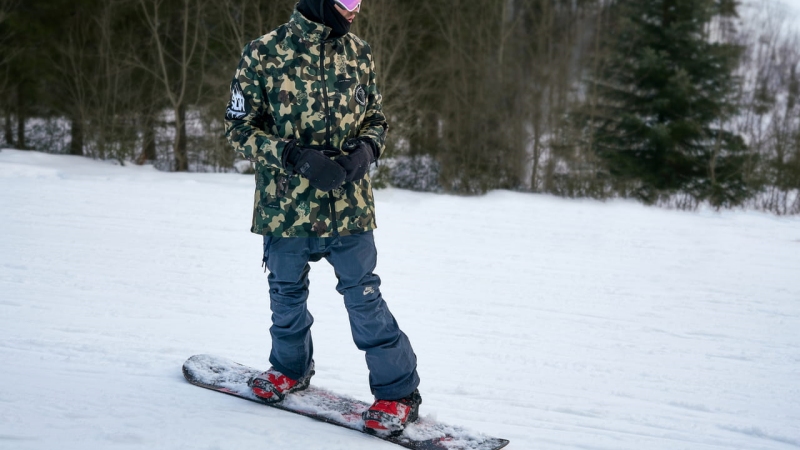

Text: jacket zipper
xmin=320 ymin=40 xmax=339 ymax=237
xmin=319 ymin=41 xmax=332 ymax=146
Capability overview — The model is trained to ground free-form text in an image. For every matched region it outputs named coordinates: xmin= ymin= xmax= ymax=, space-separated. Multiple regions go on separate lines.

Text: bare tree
xmin=1 ymin=0 xmax=14 ymax=145
xmin=352 ymin=0 xmax=427 ymax=156
xmin=133 ymin=0 xmax=209 ymax=171
xmin=213 ymin=0 xmax=290 ymax=55
xmin=406 ymin=0 xmax=600 ymax=194
xmin=0 ymin=0 xmax=17 ymax=145
xmin=732 ymin=0 xmax=800 ymax=214
xmin=0 ymin=0 xmax=20 ymax=72
xmin=51 ymin=0 xmax=97 ymax=157
xmin=515 ymin=0 xmax=600 ymax=195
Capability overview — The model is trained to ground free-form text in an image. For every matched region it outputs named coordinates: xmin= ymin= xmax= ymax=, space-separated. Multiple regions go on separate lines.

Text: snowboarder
xmin=224 ymin=0 xmax=421 ymax=435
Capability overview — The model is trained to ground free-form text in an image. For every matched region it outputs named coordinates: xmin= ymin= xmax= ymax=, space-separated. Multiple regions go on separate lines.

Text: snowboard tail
xmin=182 ymin=354 xmax=509 ymax=450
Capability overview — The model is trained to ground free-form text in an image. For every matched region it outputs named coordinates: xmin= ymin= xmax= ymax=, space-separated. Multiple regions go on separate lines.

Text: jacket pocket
xmin=257 ymin=168 xmax=291 ymax=210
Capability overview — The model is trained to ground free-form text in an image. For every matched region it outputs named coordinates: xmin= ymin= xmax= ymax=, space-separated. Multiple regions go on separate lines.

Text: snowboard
xmin=182 ymin=354 xmax=510 ymax=450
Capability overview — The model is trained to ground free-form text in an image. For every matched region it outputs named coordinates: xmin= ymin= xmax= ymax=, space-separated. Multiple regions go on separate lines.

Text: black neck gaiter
xmin=297 ymin=0 xmax=351 ymax=40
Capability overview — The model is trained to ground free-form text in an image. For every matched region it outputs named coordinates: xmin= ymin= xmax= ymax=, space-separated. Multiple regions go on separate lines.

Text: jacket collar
xmin=289 ymin=8 xmax=332 ymax=44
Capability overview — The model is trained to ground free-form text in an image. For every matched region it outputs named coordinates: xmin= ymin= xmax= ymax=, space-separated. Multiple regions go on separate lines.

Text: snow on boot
xmin=362 ymin=389 xmax=422 ymax=435
xmin=247 ymin=362 xmax=314 ymax=403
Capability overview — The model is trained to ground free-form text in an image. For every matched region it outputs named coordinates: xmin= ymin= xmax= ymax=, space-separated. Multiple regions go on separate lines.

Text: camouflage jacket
xmin=225 ymin=9 xmax=388 ymax=237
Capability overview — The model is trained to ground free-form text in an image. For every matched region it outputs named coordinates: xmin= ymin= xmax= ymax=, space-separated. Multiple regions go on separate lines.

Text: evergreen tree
xmin=590 ymin=0 xmax=749 ymax=207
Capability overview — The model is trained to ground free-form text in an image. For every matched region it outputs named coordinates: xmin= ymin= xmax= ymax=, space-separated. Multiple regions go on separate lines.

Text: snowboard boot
xmin=248 ymin=361 xmax=314 ymax=403
xmin=362 ymin=389 xmax=422 ymax=436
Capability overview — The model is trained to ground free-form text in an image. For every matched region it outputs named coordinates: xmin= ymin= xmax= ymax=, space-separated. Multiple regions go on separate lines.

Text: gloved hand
xmin=337 ymin=138 xmax=377 ymax=182
xmin=283 ymin=141 xmax=346 ymax=191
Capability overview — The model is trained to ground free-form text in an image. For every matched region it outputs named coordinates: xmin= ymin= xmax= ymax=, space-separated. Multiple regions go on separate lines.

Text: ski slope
xmin=1 ymin=149 xmax=798 ymax=450
xmin=781 ymin=0 xmax=800 ymax=14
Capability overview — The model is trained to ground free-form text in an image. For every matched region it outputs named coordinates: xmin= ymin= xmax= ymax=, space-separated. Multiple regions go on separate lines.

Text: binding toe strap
xmin=248 ymin=376 xmax=285 ymax=402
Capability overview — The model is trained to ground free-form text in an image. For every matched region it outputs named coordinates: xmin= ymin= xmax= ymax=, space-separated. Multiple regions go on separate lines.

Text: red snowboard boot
xmin=362 ymin=389 xmax=422 ymax=435
xmin=248 ymin=362 xmax=314 ymax=403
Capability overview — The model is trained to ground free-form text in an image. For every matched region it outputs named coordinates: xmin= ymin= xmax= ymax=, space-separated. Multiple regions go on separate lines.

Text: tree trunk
xmin=69 ymin=115 xmax=84 ymax=156
xmin=174 ymin=102 xmax=188 ymax=171
xmin=137 ymin=110 xmax=157 ymax=165
xmin=16 ymin=84 xmax=25 ymax=150
xmin=4 ymin=104 xmax=12 ymax=146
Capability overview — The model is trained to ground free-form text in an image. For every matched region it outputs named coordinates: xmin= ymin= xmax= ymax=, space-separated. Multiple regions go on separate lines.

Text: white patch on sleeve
xmin=226 ymin=83 xmax=247 ymax=119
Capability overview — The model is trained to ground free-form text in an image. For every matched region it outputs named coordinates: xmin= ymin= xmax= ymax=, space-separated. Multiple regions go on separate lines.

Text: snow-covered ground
xmin=781 ymin=0 xmax=800 ymax=13
xmin=1 ymin=149 xmax=798 ymax=450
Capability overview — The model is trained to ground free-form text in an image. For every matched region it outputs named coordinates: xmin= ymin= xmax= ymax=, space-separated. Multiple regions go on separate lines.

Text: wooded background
xmin=1 ymin=0 xmax=799 ymax=213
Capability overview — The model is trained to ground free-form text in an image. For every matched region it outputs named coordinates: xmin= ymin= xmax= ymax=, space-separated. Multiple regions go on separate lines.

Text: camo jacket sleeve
xmin=358 ymin=46 xmax=388 ymax=158
xmin=224 ymin=42 xmax=290 ymax=169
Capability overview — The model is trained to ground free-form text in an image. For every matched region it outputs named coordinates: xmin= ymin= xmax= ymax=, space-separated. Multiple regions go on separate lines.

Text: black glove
xmin=337 ymin=138 xmax=377 ymax=182
xmin=283 ymin=141 xmax=346 ymax=191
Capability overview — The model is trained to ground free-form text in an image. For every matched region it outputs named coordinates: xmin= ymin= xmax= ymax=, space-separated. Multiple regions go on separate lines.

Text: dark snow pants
xmin=262 ymin=231 xmax=420 ymax=400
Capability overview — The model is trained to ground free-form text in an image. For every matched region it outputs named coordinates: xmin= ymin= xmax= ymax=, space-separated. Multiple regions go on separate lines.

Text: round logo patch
xmin=354 ymin=85 xmax=367 ymax=106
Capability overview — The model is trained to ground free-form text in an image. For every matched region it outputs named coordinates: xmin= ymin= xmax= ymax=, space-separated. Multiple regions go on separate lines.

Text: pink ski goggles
xmin=334 ymin=0 xmax=361 ymax=12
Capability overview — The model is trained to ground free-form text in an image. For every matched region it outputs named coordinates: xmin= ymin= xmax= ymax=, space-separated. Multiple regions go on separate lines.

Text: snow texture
xmin=1 ymin=149 xmax=799 ymax=450
xmin=780 ymin=0 xmax=800 ymax=16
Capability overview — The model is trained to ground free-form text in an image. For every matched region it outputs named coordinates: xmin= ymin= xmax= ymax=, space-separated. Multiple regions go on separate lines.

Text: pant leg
xmin=263 ymin=236 xmax=315 ymax=381
xmin=325 ymin=231 xmax=420 ymax=400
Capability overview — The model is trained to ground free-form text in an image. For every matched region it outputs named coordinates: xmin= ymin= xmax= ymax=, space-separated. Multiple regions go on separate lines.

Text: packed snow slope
xmin=1 ymin=149 xmax=799 ymax=450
